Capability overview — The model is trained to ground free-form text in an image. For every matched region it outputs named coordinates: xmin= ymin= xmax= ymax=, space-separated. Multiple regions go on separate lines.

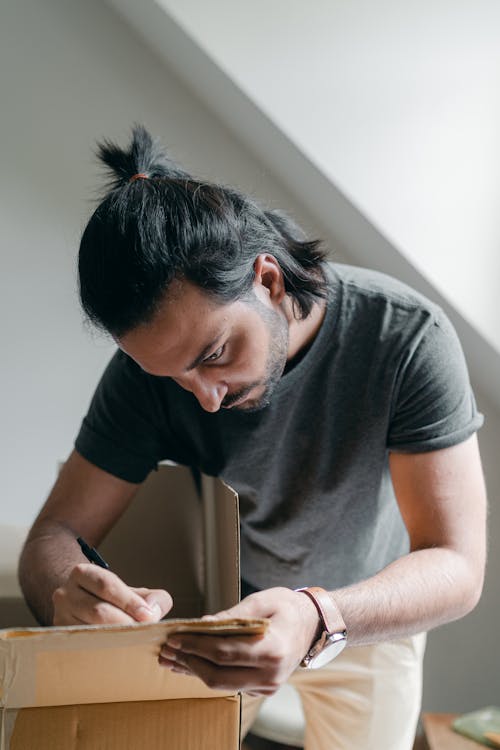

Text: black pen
xmin=77 ymin=536 xmax=110 ymax=570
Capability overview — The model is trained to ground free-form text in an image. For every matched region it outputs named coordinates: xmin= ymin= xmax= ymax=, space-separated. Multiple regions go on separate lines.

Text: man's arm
xmin=158 ymin=434 xmax=486 ymax=692
xmin=332 ymin=433 xmax=486 ymax=642
xmin=19 ymin=449 xmax=172 ymax=625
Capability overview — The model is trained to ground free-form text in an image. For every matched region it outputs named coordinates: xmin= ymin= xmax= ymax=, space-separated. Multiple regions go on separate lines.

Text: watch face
xmin=309 ymin=633 xmax=347 ymax=669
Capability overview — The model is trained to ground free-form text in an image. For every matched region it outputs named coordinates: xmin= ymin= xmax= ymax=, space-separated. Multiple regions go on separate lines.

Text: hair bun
xmin=96 ymin=124 xmax=191 ymax=190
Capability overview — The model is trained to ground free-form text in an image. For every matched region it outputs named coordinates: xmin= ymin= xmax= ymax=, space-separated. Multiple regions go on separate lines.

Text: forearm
xmin=332 ymin=546 xmax=483 ymax=646
xmin=18 ymin=520 xmax=85 ymax=625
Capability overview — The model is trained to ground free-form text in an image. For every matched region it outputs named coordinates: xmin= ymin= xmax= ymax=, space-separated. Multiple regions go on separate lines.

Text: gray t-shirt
xmin=75 ymin=263 xmax=483 ymax=591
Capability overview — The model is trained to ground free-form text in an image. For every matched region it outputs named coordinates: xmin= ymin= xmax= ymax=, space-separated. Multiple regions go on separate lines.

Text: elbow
xmin=459 ymin=587 xmax=481 ymax=619
xmin=440 ymin=548 xmax=486 ymax=621
xmin=463 ymin=572 xmax=485 ymax=615
xmin=17 ymin=538 xmax=30 ymax=593
xmin=456 ymin=558 xmax=485 ymax=619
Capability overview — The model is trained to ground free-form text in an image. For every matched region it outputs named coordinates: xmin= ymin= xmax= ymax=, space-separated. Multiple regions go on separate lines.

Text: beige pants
xmin=242 ymin=633 xmax=426 ymax=750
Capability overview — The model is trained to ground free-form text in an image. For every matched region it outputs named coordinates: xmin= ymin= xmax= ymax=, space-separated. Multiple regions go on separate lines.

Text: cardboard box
xmin=0 ymin=464 xmax=265 ymax=749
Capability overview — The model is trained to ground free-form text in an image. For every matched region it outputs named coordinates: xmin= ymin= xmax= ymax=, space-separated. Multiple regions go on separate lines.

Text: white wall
xmin=0 ymin=0 xmax=328 ymax=527
xmin=154 ymin=0 xmax=500 ymax=354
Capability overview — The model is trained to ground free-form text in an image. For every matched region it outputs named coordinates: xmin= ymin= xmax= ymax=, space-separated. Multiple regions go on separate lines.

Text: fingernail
xmin=160 ymin=648 xmax=177 ymax=661
xmin=167 ymin=636 xmax=181 ymax=648
xmin=158 ymin=658 xmax=174 ymax=669
xmin=135 ymin=605 xmax=154 ymax=621
xmin=172 ymin=666 xmax=190 ymax=675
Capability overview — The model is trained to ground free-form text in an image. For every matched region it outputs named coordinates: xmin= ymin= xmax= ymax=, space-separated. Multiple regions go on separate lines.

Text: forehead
xmin=118 ymin=280 xmax=235 ymax=375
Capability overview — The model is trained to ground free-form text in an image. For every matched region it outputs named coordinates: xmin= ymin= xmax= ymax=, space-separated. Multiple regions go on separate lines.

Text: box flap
xmin=202 ymin=476 xmax=240 ymax=614
xmin=99 ymin=464 xmax=205 ymax=618
xmin=0 ymin=619 xmax=267 ymax=709
xmin=99 ymin=464 xmax=242 ymax=618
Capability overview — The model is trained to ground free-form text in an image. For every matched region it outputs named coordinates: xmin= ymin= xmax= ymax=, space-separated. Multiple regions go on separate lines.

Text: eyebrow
xmin=185 ymin=331 xmax=225 ymax=372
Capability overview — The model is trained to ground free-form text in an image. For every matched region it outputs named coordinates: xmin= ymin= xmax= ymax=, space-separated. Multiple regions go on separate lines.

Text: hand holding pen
xmin=50 ymin=536 xmax=172 ymax=626
xmin=77 ymin=536 xmax=110 ymax=569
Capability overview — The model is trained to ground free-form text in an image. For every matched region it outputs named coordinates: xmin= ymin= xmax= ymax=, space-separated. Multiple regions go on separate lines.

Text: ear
xmin=253 ymin=254 xmax=286 ymax=305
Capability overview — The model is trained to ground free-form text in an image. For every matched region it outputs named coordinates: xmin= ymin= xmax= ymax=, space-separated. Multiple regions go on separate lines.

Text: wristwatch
xmin=295 ymin=587 xmax=347 ymax=669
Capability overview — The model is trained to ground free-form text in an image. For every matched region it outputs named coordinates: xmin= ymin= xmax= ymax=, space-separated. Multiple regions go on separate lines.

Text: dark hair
xmin=78 ymin=125 xmax=327 ymax=336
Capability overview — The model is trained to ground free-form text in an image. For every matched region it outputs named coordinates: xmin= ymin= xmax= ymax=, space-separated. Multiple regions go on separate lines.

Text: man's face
xmin=118 ymin=279 xmax=289 ymax=413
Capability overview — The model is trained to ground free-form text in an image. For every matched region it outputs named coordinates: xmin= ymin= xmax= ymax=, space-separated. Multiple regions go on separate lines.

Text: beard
xmin=221 ymin=298 xmax=289 ymax=413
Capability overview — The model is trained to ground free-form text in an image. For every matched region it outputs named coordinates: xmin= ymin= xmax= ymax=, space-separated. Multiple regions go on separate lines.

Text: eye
xmin=204 ymin=345 xmax=225 ymax=363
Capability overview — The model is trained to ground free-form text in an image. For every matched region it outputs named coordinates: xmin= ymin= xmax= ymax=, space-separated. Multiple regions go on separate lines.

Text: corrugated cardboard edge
xmin=0 ymin=618 xmax=267 ymax=640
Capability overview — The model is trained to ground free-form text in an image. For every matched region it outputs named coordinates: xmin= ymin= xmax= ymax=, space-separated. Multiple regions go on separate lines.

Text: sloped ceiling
xmin=106 ymin=0 xmax=500 ymax=412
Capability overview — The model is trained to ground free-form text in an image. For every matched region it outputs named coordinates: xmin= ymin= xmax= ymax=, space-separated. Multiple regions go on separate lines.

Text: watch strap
xmin=296 ymin=587 xmax=347 ymax=667
xmin=296 ymin=586 xmax=345 ymax=635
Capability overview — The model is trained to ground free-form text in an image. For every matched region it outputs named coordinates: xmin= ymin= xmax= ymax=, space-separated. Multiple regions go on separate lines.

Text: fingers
xmin=159 ymin=629 xmax=287 ymax=694
xmin=71 ymin=564 xmax=159 ymax=621
xmin=53 ymin=585 xmax=137 ymax=626
xmin=52 ymin=563 xmax=173 ymax=626
xmin=52 ymin=611 xmax=87 ymax=626
xmin=160 ymin=633 xmax=270 ymax=668
xmin=159 ymin=649 xmax=280 ymax=694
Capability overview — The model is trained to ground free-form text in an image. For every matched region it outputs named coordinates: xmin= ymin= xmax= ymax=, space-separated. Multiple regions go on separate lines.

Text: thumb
xmin=134 ymin=588 xmax=173 ymax=620
xmin=202 ymin=590 xmax=271 ymax=621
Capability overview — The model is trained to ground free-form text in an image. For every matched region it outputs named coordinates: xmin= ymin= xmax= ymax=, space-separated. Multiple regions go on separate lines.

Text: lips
xmin=222 ymin=386 xmax=255 ymax=409
xmin=223 ymin=393 xmax=248 ymax=409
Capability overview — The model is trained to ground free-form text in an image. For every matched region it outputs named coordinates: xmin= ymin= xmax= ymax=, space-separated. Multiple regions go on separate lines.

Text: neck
xmin=285 ymin=298 xmax=326 ymax=364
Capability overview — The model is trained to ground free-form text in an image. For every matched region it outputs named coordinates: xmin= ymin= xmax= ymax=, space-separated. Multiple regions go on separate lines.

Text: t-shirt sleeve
xmin=387 ymin=309 xmax=484 ymax=452
xmin=75 ymin=350 xmax=169 ymax=483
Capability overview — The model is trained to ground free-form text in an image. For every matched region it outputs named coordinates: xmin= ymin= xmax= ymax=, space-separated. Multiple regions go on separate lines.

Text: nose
xmin=181 ymin=375 xmax=228 ymax=413
xmin=195 ymin=380 xmax=228 ymax=412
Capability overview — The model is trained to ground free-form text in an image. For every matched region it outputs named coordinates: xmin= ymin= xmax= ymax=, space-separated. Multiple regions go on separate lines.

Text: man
xmin=19 ymin=127 xmax=487 ymax=749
